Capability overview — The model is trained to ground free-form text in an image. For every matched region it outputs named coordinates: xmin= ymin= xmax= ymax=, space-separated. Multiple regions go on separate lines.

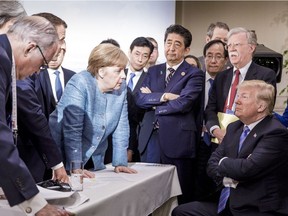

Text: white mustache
xmin=229 ymin=51 xmax=239 ymax=58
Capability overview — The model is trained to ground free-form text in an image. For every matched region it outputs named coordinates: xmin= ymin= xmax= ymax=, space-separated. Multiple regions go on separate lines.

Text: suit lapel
xmin=165 ymin=61 xmax=187 ymax=91
xmin=133 ymin=72 xmax=146 ymax=94
xmin=238 ymin=116 xmax=270 ymax=156
xmin=157 ymin=64 xmax=166 ymax=91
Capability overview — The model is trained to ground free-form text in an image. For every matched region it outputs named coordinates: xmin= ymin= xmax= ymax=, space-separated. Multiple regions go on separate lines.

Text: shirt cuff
xmin=51 ymin=162 xmax=64 ymax=170
xmin=18 ymin=193 xmax=47 ymax=216
xmin=209 ymin=125 xmax=220 ymax=136
xmin=219 ymin=157 xmax=228 ymax=165
xmin=160 ymin=93 xmax=167 ymax=102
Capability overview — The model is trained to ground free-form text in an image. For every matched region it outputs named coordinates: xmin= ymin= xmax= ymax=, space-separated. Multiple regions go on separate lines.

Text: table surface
xmin=0 ymin=163 xmax=182 ymax=216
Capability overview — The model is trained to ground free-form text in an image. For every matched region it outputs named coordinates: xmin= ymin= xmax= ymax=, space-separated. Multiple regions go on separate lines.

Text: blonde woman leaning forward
xmin=49 ymin=44 xmax=137 ymax=177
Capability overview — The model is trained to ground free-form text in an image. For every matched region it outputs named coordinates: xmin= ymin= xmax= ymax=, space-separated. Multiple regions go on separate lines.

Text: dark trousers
xmin=194 ymin=139 xmax=217 ymax=200
xmin=160 ymin=153 xmax=197 ymax=205
xmin=140 ymin=129 xmax=161 ymax=163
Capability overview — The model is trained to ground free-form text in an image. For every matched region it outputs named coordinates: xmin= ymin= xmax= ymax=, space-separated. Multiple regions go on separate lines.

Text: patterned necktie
xmin=127 ymin=72 xmax=136 ymax=90
xmin=224 ymin=69 xmax=240 ymax=112
xmin=54 ymin=70 xmax=63 ymax=101
xmin=166 ymin=67 xmax=175 ymax=86
xmin=217 ymin=125 xmax=250 ymax=213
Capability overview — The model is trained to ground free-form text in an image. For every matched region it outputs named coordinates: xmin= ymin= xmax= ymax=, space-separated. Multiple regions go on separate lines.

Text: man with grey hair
xmin=205 ymin=27 xmax=277 ymax=147
xmin=0 ymin=0 xmax=27 ymax=34
xmin=0 ymin=15 xmax=71 ymax=216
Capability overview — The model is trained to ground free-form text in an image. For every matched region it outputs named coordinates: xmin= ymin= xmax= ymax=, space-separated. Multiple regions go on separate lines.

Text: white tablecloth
xmin=0 ymin=163 xmax=182 ymax=216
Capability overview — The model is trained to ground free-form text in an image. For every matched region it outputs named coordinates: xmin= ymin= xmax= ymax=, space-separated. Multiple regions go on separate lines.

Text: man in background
xmin=145 ymin=37 xmax=159 ymax=70
xmin=205 ymin=27 xmax=277 ymax=145
xmin=195 ymin=39 xmax=228 ymax=200
xmin=198 ymin=21 xmax=230 ymax=72
xmin=126 ymin=36 xmax=154 ymax=162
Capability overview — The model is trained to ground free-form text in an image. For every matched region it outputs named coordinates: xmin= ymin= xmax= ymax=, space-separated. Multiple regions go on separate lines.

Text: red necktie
xmin=224 ymin=70 xmax=240 ymax=112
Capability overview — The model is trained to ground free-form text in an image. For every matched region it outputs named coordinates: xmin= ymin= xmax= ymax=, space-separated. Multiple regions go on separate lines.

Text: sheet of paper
xmin=212 ymin=112 xmax=239 ymax=143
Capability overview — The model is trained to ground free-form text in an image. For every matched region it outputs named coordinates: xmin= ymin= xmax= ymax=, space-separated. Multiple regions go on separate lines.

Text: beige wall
xmin=176 ymin=1 xmax=288 ymax=112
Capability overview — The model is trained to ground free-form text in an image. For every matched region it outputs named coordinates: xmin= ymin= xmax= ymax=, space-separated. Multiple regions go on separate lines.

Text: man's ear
xmin=24 ymin=43 xmax=37 ymax=57
xmin=258 ymin=101 xmax=267 ymax=113
xmin=184 ymin=47 xmax=190 ymax=56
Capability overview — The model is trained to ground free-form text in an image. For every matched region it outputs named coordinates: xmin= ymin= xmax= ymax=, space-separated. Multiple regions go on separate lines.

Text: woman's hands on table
xmin=114 ymin=166 xmax=137 ymax=174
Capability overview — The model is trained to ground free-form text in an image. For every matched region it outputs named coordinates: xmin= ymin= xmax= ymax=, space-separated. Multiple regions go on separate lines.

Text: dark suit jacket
xmin=126 ymin=69 xmax=147 ymax=153
xmin=205 ymin=62 xmax=277 ymax=133
xmin=35 ymin=67 xmax=75 ymax=119
xmin=136 ymin=61 xmax=204 ymax=158
xmin=16 ymin=78 xmax=63 ymax=182
xmin=207 ymin=116 xmax=288 ymax=215
xmin=0 ymin=34 xmax=39 ymax=206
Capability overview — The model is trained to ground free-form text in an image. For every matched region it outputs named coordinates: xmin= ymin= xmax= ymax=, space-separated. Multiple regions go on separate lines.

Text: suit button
xmin=25 ymin=207 xmax=32 ymax=214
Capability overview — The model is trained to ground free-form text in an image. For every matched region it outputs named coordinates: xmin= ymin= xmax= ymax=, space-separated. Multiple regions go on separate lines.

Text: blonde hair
xmin=87 ymin=44 xmax=128 ymax=76
xmin=238 ymin=80 xmax=275 ymax=115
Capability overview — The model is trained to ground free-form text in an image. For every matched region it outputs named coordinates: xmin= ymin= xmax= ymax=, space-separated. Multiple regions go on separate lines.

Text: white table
xmin=0 ymin=163 xmax=182 ymax=216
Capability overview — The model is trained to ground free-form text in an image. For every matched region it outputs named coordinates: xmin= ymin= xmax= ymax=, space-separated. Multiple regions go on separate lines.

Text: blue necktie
xmin=127 ymin=73 xmax=135 ymax=90
xmin=54 ymin=70 xmax=63 ymax=101
xmin=217 ymin=125 xmax=250 ymax=213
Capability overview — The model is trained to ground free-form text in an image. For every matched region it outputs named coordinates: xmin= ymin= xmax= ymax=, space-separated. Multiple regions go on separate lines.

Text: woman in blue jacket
xmin=50 ymin=44 xmax=137 ymax=177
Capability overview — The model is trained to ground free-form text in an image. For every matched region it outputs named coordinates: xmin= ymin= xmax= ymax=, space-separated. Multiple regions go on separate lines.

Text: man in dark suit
xmin=0 ymin=14 xmax=70 ymax=215
xmin=205 ymin=27 xmax=277 ymax=145
xmin=136 ymin=24 xmax=204 ymax=204
xmin=172 ymin=80 xmax=288 ymax=216
xmin=195 ymin=39 xmax=229 ymax=200
xmin=198 ymin=22 xmax=231 ymax=72
xmin=17 ymin=13 xmax=74 ymax=182
xmin=126 ymin=37 xmax=154 ymax=162
xmin=33 ymin=12 xmax=76 ymax=118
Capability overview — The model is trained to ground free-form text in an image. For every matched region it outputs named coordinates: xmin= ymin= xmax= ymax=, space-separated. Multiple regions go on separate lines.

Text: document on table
xmin=38 ymin=186 xmax=89 ymax=209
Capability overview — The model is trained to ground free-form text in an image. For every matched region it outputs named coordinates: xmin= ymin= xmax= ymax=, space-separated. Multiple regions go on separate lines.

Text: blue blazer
xmin=49 ymin=71 xmax=129 ymax=170
xmin=135 ymin=61 xmax=204 ymax=158
xmin=0 ymin=34 xmax=39 ymax=206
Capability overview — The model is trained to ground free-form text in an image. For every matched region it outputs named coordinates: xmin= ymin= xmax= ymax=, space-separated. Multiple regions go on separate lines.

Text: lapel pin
xmin=181 ymin=72 xmax=186 ymax=76
xmin=253 ymin=133 xmax=257 ymax=138
xmin=160 ymin=71 xmax=163 ymax=75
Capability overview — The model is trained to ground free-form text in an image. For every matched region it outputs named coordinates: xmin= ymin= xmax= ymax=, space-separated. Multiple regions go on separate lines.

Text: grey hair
xmin=0 ymin=1 xmax=27 ymax=28
xmin=227 ymin=27 xmax=257 ymax=46
xmin=7 ymin=16 xmax=59 ymax=51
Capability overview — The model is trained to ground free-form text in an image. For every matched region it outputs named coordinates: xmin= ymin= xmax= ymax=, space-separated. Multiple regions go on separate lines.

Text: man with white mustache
xmin=205 ymin=27 xmax=276 ymax=145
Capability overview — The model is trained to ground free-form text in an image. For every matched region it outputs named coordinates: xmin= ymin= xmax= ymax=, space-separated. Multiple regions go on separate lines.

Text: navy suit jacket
xmin=35 ymin=67 xmax=75 ymax=119
xmin=126 ymin=69 xmax=147 ymax=153
xmin=205 ymin=62 xmax=277 ymax=133
xmin=16 ymin=78 xmax=63 ymax=182
xmin=136 ymin=61 xmax=204 ymax=158
xmin=207 ymin=116 xmax=288 ymax=214
xmin=0 ymin=34 xmax=39 ymax=206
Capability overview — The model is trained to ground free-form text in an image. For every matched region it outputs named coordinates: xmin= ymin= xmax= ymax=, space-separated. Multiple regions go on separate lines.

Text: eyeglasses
xmin=205 ymin=55 xmax=225 ymax=62
xmin=225 ymin=43 xmax=248 ymax=50
xmin=36 ymin=45 xmax=49 ymax=70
